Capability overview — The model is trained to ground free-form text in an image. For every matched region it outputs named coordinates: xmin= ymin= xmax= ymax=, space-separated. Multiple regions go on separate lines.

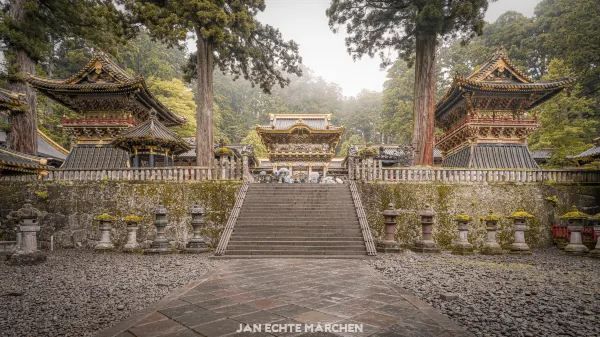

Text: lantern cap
xmin=124 ymin=214 xmax=142 ymax=223
xmin=419 ymin=204 xmax=435 ymax=217
xmin=382 ymin=203 xmax=398 ymax=217
xmin=481 ymin=210 xmax=501 ymax=222
xmin=559 ymin=206 xmax=588 ymax=220
xmin=11 ymin=200 xmax=42 ymax=220
xmin=94 ymin=213 xmax=115 ymax=221
xmin=454 ymin=211 xmax=472 ymax=222
xmin=509 ymin=208 xmax=534 ymax=219
xmin=190 ymin=204 xmax=205 ymax=215
xmin=155 ymin=204 xmax=167 ymax=215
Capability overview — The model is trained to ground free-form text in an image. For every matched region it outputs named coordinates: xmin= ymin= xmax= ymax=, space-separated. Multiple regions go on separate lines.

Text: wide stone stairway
xmin=221 ymin=184 xmax=371 ymax=257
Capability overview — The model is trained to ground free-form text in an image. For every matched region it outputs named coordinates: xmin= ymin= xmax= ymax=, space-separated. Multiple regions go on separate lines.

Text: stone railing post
xmin=7 ymin=200 xmax=46 ymax=265
xmin=241 ymin=145 xmax=254 ymax=182
xmin=413 ymin=204 xmax=440 ymax=253
xmin=123 ymin=215 xmax=142 ymax=252
xmin=376 ymin=203 xmax=401 ymax=253
xmin=560 ymin=206 xmax=589 ymax=255
xmin=452 ymin=211 xmax=474 ymax=255
xmin=185 ymin=205 xmax=209 ymax=253
xmin=481 ymin=211 xmax=502 ymax=255
xmin=508 ymin=209 xmax=533 ymax=255
xmin=94 ymin=214 xmax=115 ymax=251
xmin=145 ymin=204 xmax=174 ymax=254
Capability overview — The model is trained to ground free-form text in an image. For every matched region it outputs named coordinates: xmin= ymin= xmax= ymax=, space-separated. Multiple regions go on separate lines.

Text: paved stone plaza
xmin=101 ymin=259 xmax=472 ymax=337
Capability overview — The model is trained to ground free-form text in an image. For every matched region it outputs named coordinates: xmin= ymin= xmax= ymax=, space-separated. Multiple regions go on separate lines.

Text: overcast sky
xmin=252 ymin=0 xmax=542 ymax=97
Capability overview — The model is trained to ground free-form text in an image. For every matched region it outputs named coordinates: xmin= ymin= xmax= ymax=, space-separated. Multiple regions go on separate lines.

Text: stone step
xmin=224 ymin=249 xmax=367 ymax=256
xmin=227 ymin=241 xmax=365 ymax=247
xmin=212 ymin=255 xmax=368 ymax=259
xmin=232 ymin=230 xmax=362 ymax=235
xmin=234 ymin=223 xmax=360 ymax=228
xmin=236 ymin=215 xmax=358 ymax=220
xmin=227 ymin=245 xmax=365 ymax=251
xmin=229 ymin=235 xmax=363 ymax=243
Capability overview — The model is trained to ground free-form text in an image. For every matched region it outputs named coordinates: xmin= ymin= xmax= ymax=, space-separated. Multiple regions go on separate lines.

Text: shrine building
xmin=435 ymin=49 xmax=574 ymax=168
xmin=256 ymin=114 xmax=343 ymax=176
xmin=27 ymin=53 xmax=187 ymax=169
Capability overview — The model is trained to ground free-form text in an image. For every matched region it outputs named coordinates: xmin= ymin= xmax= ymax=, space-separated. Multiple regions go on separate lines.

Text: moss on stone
xmin=509 ymin=209 xmax=534 ymax=219
xmin=95 ymin=213 xmax=115 ymax=221
xmin=559 ymin=206 xmax=589 ymax=220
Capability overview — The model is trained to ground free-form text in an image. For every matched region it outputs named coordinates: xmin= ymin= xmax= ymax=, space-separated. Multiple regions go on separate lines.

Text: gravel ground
xmin=371 ymin=248 xmax=600 ymax=337
xmin=0 ymin=250 xmax=215 ymax=337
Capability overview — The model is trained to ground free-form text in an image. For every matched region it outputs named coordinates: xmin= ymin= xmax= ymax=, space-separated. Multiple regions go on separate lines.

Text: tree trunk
xmin=6 ymin=0 xmax=37 ymax=155
xmin=411 ymin=33 xmax=437 ymax=166
xmin=194 ymin=30 xmax=215 ymax=167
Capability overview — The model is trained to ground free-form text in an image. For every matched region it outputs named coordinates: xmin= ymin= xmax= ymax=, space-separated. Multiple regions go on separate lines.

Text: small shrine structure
xmin=27 ymin=53 xmax=186 ymax=169
xmin=435 ymin=49 xmax=574 ymax=168
xmin=112 ymin=111 xmax=190 ymax=167
xmin=256 ymin=114 xmax=343 ymax=176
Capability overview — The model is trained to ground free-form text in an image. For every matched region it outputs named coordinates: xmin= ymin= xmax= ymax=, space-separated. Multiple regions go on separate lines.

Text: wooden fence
xmin=347 ymin=158 xmax=600 ymax=184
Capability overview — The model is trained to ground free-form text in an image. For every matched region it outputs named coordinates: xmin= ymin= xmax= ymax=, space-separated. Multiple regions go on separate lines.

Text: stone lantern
xmin=560 ymin=206 xmax=589 ymax=255
xmin=185 ymin=205 xmax=209 ymax=253
xmin=7 ymin=200 xmax=46 ymax=265
xmin=413 ymin=204 xmax=440 ymax=253
xmin=376 ymin=203 xmax=401 ymax=253
xmin=589 ymin=213 xmax=600 ymax=258
xmin=144 ymin=204 xmax=174 ymax=254
xmin=123 ymin=215 xmax=142 ymax=252
xmin=508 ymin=209 xmax=533 ymax=254
xmin=481 ymin=211 xmax=502 ymax=255
xmin=452 ymin=211 xmax=474 ymax=255
xmin=94 ymin=213 xmax=116 ymax=251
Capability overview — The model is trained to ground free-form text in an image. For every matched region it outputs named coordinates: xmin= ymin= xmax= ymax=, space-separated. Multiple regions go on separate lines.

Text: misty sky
xmin=253 ymin=0 xmax=542 ymax=97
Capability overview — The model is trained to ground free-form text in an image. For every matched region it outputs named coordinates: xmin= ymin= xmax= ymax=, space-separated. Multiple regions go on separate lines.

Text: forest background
xmin=17 ymin=0 xmax=600 ymax=167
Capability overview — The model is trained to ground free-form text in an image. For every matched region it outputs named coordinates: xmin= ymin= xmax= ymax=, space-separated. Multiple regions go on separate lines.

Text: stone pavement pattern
xmin=105 ymin=259 xmax=472 ymax=337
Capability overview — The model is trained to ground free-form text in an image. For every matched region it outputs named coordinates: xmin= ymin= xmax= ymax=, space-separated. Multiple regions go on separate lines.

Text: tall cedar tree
xmin=120 ymin=0 xmax=302 ymax=166
xmin=327 ymin=0 xmax=489 ymax=165
xmin=0 ymin=0 xmax=130 ymax=154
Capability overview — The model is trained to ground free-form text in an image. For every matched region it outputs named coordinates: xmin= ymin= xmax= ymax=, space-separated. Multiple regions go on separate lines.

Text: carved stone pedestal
xmin=481 ymin=211 xmax=502 ymax=255
xmin=561 ymin=207 xmax=589 ymax=256
xmin=509 ymin=209 xmax=532 ymax=255
xmin=95 ymin=217 xmax=115 ymax=251
xmin=145 ymin=205 xmax=175 ymax=254
xmin=7 ymin=201 xmax=46 ymax=265
xmin=123 ymin=220 xmax=140 ymax=252
xmin=185 ymin=205 xmax=209 ymax=253
xmin=412 ymin=205 xmax=440 ymax=253
xmin=376 ymin=203 xmax=401 ymax=253
xmin=590 ymin=225 xmax=600 ymax=258
xmin=452 ymin=212 xmax=473 ymax=255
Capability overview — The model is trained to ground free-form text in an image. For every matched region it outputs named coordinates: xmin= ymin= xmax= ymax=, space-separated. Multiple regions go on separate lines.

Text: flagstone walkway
xmin=100 ymin=259 xmax=473 ymax=337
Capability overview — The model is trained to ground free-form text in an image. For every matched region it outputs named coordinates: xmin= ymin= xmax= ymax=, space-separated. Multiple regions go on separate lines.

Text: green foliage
xmin=559 ymin=206 xmax=588 ymax=220
xmin=241 ymin=130 xmax=268 ymax=158
xmin=147 ymin=77 xmax=197 ymax=137
xmin=339 ymin=134 xmax=364 ymax=157
xmin=529 ymin=60 xmax=598 ymax=166
xmin=326 ymin=0 xmax=489 ymax=66
xmin=34 ymin=190 xmax=48 ymax=200
xmin=214 ymin=147 xmax=233 ymax=157
xmin=124 ymin=215 xmax=143 ymax=223
xmin=94 ymin=213 xmax=115 ymax=221
xmin=381 ymin=61 xmax=414 ymax=143
xmin=508 ymin=209 xmax=534 ymax=219
xmin=357 ymin=146 xmax=379 ymax=159
xmin=0 ymin=0 xmax=131 ymax=73
xmin=120 ymin=0 xmax=302 ymax=93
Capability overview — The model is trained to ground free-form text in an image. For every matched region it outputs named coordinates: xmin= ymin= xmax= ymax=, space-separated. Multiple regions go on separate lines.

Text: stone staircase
xmin=221 ymin=184 xmax=370 ymax=257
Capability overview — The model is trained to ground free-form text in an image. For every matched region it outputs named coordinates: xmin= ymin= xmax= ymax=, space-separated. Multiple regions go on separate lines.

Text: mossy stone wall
xmin=0 ymin=181 xmax=241 ymax=249
xmin=358 ymin=183 xmax=600 ymax=249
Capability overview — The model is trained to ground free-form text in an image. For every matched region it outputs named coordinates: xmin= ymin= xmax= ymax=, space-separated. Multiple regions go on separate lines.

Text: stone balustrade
xmin=347 ymin=157 xmax=600 ymax=184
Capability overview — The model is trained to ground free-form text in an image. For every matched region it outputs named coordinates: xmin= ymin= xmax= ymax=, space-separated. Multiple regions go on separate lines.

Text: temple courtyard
xmin=1 ymin=249 xmax=598 ymax=337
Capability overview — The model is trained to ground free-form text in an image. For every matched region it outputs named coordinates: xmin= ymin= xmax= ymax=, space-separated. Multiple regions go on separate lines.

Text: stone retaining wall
xmin=0 ymin=181 xmax=597 ymax=251
xmin=357 ymin=182 xmax=600 ymax=249
xmin=0 ymin=181 xmax=241 ymax=249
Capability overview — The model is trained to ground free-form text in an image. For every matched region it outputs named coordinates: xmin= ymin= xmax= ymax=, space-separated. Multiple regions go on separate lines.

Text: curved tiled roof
xmin=61 ymin=144 xmax=129 ymax=169
xmin=112 ymin=114 xmax=190 ymax=154
xmin=257 ymin=114 xmax=343 ymax=133
xmin=26 ymin=53 xmax=185 ymax=126
xmin=0 ymin=146 xmax=47 ymax=173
